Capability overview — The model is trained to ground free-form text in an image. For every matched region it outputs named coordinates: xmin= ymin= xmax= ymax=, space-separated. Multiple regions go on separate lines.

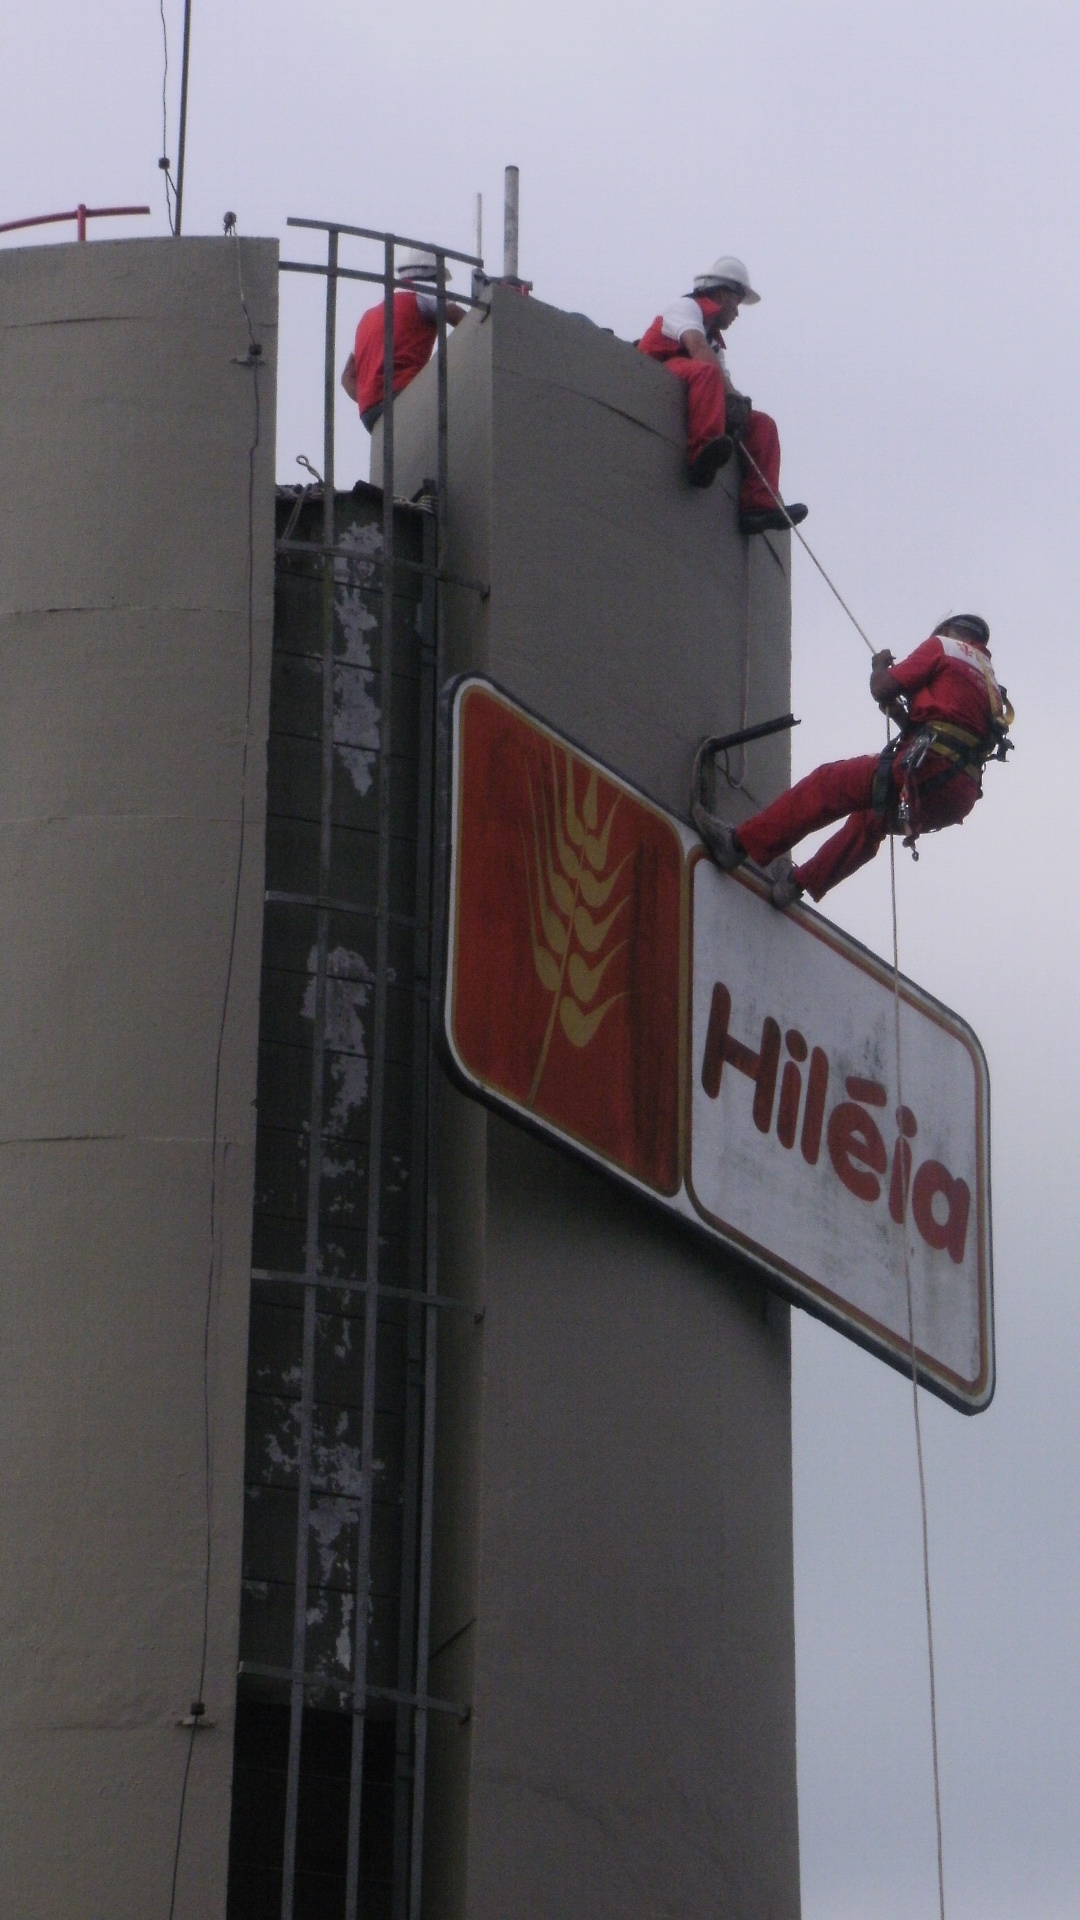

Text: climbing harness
xmin=870 ymin=701 xmax=1014 ymax=861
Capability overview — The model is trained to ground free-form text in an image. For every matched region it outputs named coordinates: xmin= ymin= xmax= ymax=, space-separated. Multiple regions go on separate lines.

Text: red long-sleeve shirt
xmin=890 ymin=634 xmax=1004 ymax=738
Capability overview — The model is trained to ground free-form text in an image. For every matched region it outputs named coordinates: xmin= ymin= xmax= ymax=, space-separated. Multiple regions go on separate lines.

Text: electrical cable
xmin=735 ymin=429 xmax=948 ymax=1912
xmin=718 ymin=542 xmax=755 ymax=797
xmin=167 ymin=231 xmax=260 ymax=1919
xmin=158 ymin=0 xmax=176 ymax=234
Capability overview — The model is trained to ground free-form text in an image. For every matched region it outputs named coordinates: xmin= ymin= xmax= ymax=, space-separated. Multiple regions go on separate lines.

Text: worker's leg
xmin=738 ymin=408 xmax=782 ymax=513
xmin=794 ymin=811 xmax=888 ymax=900
xmin=735 ymin=755 xmax=880 ymax=867
xmin=794 ymin=763 xmax=979 ymax=902
xmin=667 ymin=358 xmax=728 ymax=464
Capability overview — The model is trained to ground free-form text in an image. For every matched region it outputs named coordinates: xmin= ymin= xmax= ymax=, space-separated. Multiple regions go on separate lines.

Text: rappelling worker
xmin=638 ymin=255 xmax=808 ymax=532
xmin=341 ymin=249 xmax=466 ymax=433
xmin=693 ymin=615 xmax=1013 ymax=907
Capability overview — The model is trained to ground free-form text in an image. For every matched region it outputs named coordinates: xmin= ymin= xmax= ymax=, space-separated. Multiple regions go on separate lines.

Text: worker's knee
xmin=857 ymin=808 xmax=888 ymax=850
xmin=812 ymin=755 xmax=879 ymax=815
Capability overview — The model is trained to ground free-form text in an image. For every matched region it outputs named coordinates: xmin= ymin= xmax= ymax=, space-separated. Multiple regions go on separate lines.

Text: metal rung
xmin=274 ymin=536 xmax=490 ymax=599
xmin=264 ymin=889 xmax=428 ymax=931
xmin=251 ymin=1267 xmax=483 ymax=1317
xmin=237 ymin=1662 xmax=471 ymax=1723
xmin=279 ymin=260 xmax=487 ymax=311
xmin=285 ymin=217 xmax=481 ymax=266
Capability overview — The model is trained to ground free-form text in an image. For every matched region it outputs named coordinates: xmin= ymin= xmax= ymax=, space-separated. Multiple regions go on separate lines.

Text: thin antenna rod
xmin=503 ymin=166 xmax=519 ymax=280
xmin=174 ymin=0 xmax=194 ymax=236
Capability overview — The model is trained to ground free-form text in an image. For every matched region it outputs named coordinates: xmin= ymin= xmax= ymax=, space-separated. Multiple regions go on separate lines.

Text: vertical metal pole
xmin=503 ymin=166 xmax=519 ymax=280
xmin=391 ymin=508 xmax=439 ymax=1920
xmin=344 ymin=232 xmax=397 ymax=1920
xmin=280 ymin=228 xmax=338 ymax=1920
xmin=76 ymin=204 xmax=87 ymax=242
xmin=408 ymin=1300 xmax=438 ymax=1920
xmin=174 ymin=0 xmax=194 ymax=236
xmin=435 ymin=254 xmax=450 ymax=558
xmin=323 ymin=230 xmax=338 ymax=514
xmin=473 ymin=193 xmax=483 ymax=263
xmin=406 ymin=247 xmax=451 ymax=1920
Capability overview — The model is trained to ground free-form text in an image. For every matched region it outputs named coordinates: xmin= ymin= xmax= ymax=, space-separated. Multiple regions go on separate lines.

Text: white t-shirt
xmin=660 ymin=296 xmax=727 ymax=371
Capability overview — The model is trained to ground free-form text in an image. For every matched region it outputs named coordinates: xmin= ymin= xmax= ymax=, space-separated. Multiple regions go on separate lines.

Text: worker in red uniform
xmin=638 ymin=255 xmax=808 ymax=533
xmin=341 ymin=249 xmax=466 ymax=432
xmin=694 ymin=616 xmax=1012 ymax=907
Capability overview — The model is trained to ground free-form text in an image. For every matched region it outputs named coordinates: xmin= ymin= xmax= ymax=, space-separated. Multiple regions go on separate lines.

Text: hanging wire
xmin=158 ymin=0 xmax=176 ymax=234
xmin=718 ymin=542 xmax=755 ymax=795
xmin=167 ymin=233 xmax=261 ymax=1919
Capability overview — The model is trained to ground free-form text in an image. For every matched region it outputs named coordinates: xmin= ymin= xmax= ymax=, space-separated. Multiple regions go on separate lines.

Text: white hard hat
xmin=693 ymin=255 xmax=760 ymax=304
xmin=397 ymin=247 xmax=453 ymax=285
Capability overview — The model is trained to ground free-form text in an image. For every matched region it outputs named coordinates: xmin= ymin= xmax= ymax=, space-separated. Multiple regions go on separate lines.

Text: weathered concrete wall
xmin=0 ymin=237 xmax=277 ymax=1918
xmin=378 ymin=288 xmax=801 ymax=1920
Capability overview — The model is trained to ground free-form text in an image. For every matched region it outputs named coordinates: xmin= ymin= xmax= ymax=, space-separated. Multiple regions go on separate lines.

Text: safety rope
xmin=889 ymin=828 xmax=947 ymax=1920
xmin=739 ymin=441 xmax=875 ymax=655
xmin=736 ymin=430 xmax=948 ymax=1914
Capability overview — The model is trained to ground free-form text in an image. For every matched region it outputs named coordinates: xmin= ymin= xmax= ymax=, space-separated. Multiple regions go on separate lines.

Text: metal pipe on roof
xmin=473 ymin=191 xmax=482 ymax=263
xmin=174 ymin=0 xmax=194 ymax=234
xmin=503 ymin=166 xmax=519 ymax=280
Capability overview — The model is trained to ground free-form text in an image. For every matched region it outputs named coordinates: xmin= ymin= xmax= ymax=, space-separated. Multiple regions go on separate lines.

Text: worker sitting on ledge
xmin=638 ymin=255 xmax=807 ymax=532
xmin=693 ymin=616 xmax=1012 ymax=908
xmin=342 ymin=249 xmax=466 ymax=434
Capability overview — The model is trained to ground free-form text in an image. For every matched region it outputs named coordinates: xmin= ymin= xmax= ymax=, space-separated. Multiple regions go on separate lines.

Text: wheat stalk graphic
xmin=521 ymin=742 xmax=632 ymax=1107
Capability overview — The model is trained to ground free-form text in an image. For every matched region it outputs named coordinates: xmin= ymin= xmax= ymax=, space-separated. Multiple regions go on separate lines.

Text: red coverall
xmin=353 ymin=290 xmax=437 ymax=425
xmin=735 ymin=635 xmax=1002 ymax=900
xmin=637 ymin=295 xmax=781 ymax=511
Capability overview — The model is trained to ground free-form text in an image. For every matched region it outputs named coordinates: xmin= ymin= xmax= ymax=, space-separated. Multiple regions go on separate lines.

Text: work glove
xmin=871 ymin=649 xmax=895 ymax=671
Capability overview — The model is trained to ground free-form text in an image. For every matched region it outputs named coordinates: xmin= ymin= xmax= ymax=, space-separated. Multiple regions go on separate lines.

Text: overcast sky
xmin=4 ymin=4 xmax=1078 ymax=1914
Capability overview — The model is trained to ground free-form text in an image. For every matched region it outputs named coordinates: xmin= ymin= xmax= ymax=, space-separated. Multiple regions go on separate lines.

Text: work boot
xmin=739 ymin=501 xmax=809 ymax=535
xmin=688 ymin=436 xmax=735 ymax=489
xmin=691 ymin=802 xmax=747 ymax=871
xmin=769 ymin=862 xmax=804 ymax=910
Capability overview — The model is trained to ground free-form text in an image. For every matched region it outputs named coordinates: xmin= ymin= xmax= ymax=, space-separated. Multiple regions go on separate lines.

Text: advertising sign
xmin=442 ymin=676 xmax=993 ymax=1411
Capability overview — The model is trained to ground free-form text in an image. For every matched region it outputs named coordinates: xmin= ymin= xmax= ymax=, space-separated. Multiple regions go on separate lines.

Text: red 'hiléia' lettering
xmin=701 ymin=980 xmax=970 ymax=1265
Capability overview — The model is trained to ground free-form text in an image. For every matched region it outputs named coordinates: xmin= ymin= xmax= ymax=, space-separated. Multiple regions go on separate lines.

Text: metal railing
xmin=0 ymin=203 xmax=150 ymax=241
xmin=251 ymin=220 xmax=485 ymax=1920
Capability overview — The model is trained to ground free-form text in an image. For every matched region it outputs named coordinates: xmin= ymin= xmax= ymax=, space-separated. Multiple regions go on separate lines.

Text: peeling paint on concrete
xmin=301 ymin=943 xmax=372 ymax=1140
xmin=333 ymin=523 xmax=382 ymax=795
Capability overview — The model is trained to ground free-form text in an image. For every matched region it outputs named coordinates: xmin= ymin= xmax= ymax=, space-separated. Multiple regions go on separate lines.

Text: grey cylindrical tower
xmin=0 ymin=237 xmax=277 ymax=1917
xmin=374 ymin=286 xmax=801 ymax=1920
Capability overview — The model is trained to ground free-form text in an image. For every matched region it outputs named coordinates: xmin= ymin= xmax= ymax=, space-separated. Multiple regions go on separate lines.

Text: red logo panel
xmin=447 ymin=682 xmax=684 ymax=1193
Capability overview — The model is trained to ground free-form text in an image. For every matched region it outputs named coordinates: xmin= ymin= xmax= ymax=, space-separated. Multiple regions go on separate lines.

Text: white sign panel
xmin=686 ymin=850 xmax=992 ymax=1409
